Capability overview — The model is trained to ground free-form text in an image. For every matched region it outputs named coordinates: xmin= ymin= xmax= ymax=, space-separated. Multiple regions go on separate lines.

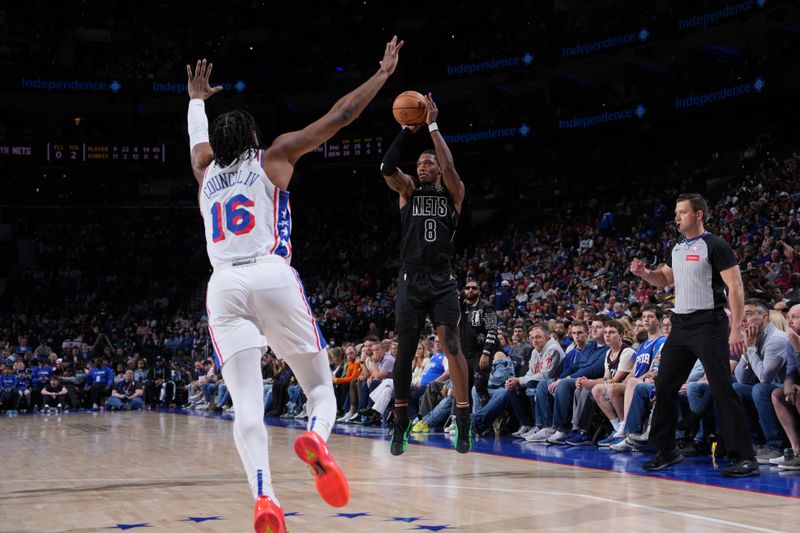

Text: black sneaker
xmin=390 ymin=419 xmax=412 ymax=456
xmin=642 ymin=449 xmax=683 ymax=471
xmin=454 ymin=414 xmax=473 ymax=454
xmin=678 ymin=440 xmax=711 ymax=457
xmin=722 ymin=458 xmax=760 ymax=477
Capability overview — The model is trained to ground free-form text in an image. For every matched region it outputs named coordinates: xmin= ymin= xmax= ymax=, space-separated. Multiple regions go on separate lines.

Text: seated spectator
xmin=106 ymin=369 xmax=144 ymax=411
xmin=594 ymin=305 xmax=665 ymax=443
xmin=528 ymin=317 xmax=608 ymax=443
xmin=30 ymin=358 xmax=53 ymax=411
xmin=772 ymin=303 xmax=800 ymax=469
xmin=468 ymin=351 xmax=516 ymax=436
xmin=566 ymin=320 xmax=635 ymax=445
xmin=355 ymin=341 xmax=395 ymax=423
xmin=732 ymin=299 xmax=788 ymax=464
xmin=87 ymin=358 xmax=114 ymax=410
xmin=41 ymin=373 xmax=68 ymax=414
xmin=0 ymin=367 xmax=20 ymax=413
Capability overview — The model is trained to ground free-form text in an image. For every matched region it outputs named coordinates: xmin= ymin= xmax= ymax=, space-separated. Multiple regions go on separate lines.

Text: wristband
xmin=187 ymin=99 xmax=209 ymax=150
xmin=428 ymin=122 xmax=439 ymax=133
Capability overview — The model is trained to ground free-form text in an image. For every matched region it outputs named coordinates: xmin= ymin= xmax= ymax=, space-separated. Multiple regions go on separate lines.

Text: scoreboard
xmin=0 ymin=135 xmax=383 ymax=168
xmin=311 ymin=136 xmax=383 ymax=159
xmin=46 ymin=143 xmax=166 ymax=163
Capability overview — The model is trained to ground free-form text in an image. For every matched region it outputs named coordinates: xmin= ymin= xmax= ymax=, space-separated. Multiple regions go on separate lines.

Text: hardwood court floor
xmin=1 ymin=411 xmax=799 ymax=532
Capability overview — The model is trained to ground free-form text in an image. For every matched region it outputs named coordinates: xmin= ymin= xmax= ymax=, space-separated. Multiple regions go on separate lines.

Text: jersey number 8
xmin=211 ymin=194 xmax=255 ymax=242
xmin=424 ymin=219 xmax=437 ymax=242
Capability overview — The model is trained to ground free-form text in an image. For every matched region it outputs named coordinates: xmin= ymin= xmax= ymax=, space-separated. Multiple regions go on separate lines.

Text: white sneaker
xmin=512 ymin=425 xmax=531 ymax=438
xmin=525 ymin=427 xmax=555 ymax=443
xmin=770 ymin=455 xmax=787 ymax=466
xmin=195 ymin=402 xmax=209 ymax=411
xmin=92 ymin=403 xmax=100 ymax=411
xmin=443 ymin=416 xmax=456 ymax=434
xmin=521 ymin=427 xmax=540 ymax=439
xmin=546 ymin=430 xmax=570 ymax=444
xmin=224 ymin=405 xmax=235 ymax=413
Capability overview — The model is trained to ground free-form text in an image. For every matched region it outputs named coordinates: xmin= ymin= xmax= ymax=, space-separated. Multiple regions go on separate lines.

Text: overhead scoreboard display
xmin=311 ymin=135 xmax=383 ymax=159
xmin=0 ymin=135 xmax=383 ymax=167
xmin=46 ymin=143 xmax=167 ymax=163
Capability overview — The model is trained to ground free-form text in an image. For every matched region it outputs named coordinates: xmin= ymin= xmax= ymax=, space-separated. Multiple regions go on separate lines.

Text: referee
xmin=630 ymin=193 xmax=758 ymax=477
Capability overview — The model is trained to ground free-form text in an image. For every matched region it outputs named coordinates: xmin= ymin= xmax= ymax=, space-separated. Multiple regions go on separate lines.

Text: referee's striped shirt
xmin=666 ymin=233 xmax=737 ymax=315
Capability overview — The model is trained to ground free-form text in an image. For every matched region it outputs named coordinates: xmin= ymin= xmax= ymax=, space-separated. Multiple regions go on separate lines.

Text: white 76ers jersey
xmin=199 ymin=149 xmax=292 ymax=268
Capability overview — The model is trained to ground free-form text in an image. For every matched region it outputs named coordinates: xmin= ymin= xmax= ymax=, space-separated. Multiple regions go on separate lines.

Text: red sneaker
xmin=253 ymin=495 xmax=286 ymax=533
xmin=294 ymin=430 xmax=350 ymax=507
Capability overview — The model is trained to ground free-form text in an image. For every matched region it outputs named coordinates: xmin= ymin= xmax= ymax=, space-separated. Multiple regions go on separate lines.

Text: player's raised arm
xmin=265 ymin=36 xmax=404 ymax=190
xmin=424 ymin=93 xmax=464 ymax=212
xmin=380 ymin=125 xmax=418 ymax=203
xmin=186 ymin=59 xmax=223 ymax=185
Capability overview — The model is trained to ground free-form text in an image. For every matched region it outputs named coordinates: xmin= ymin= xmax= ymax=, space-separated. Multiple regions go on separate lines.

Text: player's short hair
xmin=591 ymin=314 xmax=611 ymax=325
xmin=209 ymin=110 xmax=262 ymax=168
xmin=676 ymin=193 xmax=709 ymax=221
xmin=419 ymin=149 xmax=438 ymax=164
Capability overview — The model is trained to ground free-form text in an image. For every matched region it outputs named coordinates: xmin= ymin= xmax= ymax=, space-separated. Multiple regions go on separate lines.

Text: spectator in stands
xmin=772 ymin=303 xmax=800 ymax=468
xmin=87 ymin=358 xmax=114 ymax=410
xmin=594 ymin=305 xmax=665 ymax=443
xmin=0 ymin=367 xmax=20 ymax=413
xmin=41 ymin=373 xmax=68 ymax=413
xmin=30 ymin=358 xmax=53 ymax=411
xmin=733 ymin=299 xmax=789 ymax=464
xmin=528 ymin=317 xmax=607 ymax=443
xmin=566 ymin=320 xmax=636 ymax=446
xmin=106 ymin=369 xmax=144 ymax=411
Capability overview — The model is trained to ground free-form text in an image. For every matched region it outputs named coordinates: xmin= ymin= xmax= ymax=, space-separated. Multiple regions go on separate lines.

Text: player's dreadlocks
xmin=209 ymin=110 xmax=263 ymax=167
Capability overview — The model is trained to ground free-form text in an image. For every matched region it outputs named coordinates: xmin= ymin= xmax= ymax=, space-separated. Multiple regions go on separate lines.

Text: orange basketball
xmin=392 ymin=90 xmax=427 ymax=126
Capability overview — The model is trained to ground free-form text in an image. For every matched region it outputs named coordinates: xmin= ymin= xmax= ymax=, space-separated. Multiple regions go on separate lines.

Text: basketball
xmin=392 ymin=90 xmax=427 ymax=126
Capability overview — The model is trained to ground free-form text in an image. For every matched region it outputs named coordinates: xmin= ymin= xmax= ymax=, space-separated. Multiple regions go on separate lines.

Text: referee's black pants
xmin=650 ymin=310 xmax=754 ymax=459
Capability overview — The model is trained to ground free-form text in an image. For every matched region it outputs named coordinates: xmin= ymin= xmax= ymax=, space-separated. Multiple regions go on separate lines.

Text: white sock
xmin=282 ymin=348 xmax=336 ymax=442
xmin=614 ymin=420 xmax=626 ymax=437
xmin=610 ymin=418 xmax=621 ymax=432
xmin=222 ymin=348 xmax=279 ymax=505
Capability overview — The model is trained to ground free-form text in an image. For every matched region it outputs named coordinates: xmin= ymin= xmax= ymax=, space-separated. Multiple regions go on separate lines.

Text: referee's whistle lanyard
xmin=683 ymin=232 xmax=709 ymax=247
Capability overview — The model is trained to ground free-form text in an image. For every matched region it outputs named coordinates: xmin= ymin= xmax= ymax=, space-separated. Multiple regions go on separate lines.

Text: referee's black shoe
xmin=642 ymin=448 xmax=683 ymax=471
xmin=390 ymin=419 xmax=413 ymax=456
xmin=721 ymin=457 xmax=760 ymax=477
xmin=454 ymin=414 xmax=473 ymax=454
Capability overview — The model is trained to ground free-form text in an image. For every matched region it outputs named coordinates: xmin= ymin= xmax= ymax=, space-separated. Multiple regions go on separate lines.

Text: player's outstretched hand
xmin=425 ymin=93 xmax=438 ymax=125
xmin=379 ymin=36 xmax=404 ymax=76
xmin=186 ymin=59 xmax=223 ymax=101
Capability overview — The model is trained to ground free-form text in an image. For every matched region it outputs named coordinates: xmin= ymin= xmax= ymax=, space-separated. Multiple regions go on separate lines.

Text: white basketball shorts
xmin=205 ymin=255 xmax=327 ymax=365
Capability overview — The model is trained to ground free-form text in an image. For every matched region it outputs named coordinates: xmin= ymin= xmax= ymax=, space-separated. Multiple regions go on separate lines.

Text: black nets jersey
xmin=399 ymin=184 xmax=459 ymax=268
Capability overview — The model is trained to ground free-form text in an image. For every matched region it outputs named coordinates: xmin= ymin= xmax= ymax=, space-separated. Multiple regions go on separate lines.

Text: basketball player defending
xmin=186 ymin=37 xmax=403 ymax=533
xmin=380 ymin=94 xmax=471 ymax=455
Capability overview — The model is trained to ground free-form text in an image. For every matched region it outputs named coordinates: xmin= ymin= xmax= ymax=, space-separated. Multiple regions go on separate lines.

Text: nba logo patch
xmin=686 ymin=254 xmax=700 ymax=262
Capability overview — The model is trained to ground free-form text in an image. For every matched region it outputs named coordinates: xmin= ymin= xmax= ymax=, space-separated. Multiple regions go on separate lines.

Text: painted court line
xmin=350 ymin=480 xmax=787 ymax=533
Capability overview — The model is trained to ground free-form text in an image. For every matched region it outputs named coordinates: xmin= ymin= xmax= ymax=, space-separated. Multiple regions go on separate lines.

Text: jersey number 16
xmin=211 ymin=194 xmax=255 ymax=242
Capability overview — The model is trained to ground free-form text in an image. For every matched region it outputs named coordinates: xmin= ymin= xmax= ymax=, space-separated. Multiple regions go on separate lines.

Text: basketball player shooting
xmin=380 ymin=93 xmax=472 ymax=455
xmin=185 ymin=36 xmax=403 ymax=533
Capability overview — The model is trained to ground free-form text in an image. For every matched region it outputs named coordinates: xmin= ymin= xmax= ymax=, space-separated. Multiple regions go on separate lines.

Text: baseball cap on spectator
xmin=56 ymin=358 xmax=63 ymax=364
xmin=500 ymin=280 xmax=510 ymax=287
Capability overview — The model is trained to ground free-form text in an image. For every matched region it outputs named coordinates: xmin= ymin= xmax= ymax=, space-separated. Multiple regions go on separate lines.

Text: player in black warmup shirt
xmin=380 ymin=93 xmax=471 ymax=455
